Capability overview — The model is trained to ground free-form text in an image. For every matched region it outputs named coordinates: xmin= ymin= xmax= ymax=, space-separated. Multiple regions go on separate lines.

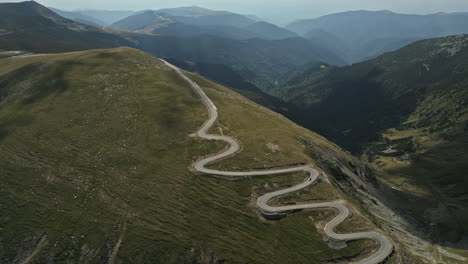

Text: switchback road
xmin=162 ymin=60 xmax=393 ymax=264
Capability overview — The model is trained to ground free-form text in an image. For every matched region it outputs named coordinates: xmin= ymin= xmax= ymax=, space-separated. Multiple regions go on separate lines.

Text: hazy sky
xmin=4 ymin=0 xmax=468 ymax=24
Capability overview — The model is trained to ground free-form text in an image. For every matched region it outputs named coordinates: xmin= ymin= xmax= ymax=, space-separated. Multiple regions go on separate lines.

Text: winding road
xmin=162 ymin=60 xmax=393 ymax=264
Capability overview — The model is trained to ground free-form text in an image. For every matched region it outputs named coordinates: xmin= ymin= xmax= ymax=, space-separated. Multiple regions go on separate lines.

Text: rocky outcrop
xmin=300 ymin=137 xmax=468 ymax=263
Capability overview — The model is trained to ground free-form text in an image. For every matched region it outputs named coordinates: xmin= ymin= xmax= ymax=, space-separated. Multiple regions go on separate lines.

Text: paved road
xmin=162 ymin=60 xmax=393 ymax=264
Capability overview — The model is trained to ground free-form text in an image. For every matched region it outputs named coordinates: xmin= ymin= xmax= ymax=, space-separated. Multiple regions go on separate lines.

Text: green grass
xmin=0 ymin=48 xmax=371 ymax=263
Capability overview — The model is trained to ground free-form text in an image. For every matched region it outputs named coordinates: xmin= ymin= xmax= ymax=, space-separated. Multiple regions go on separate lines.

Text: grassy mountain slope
xmin=0 ymin=48 xmax=393 ymax=263
xmin=0 ymin=1 xmax=133 ymax=52
xmin=287 ymin=10 xmax=468 ymax=63
xmin=273 ymin=35 xmax=468 ymax=244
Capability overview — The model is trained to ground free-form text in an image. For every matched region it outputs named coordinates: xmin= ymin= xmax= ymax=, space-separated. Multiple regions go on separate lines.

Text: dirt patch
xmin=267 ymin=143 xmax=280 ymax=153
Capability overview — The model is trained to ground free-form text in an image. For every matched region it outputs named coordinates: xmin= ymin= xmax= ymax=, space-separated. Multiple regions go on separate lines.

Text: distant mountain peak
xmin=19 ymin=0 xmax=39 ymax=5
xmin=157 ymin=6 xmax=233 ymax=17
xmin=334 ymin=9 xmax=396 ymax=15
xmin=17 ymin=0 xmax=49 ymax=11
xmin=1 ymin=0 xmax=94 ymax=31
xmin=379 ymin=10 xmax=395 ymax=14
xmin=111 ymin=6 xmax=256 ymax=31
xmin=13 ymin=1 xmax=63 ymax=19
xmin=250 ymin=21 xmax=271 ymax=26
xmin=170 ymin=6 xmax=223 ymax=12
xmin=243 ymin=14 xmax=264 ymax=22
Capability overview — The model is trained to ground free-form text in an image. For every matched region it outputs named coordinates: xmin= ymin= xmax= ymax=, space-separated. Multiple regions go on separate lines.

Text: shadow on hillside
xmin=375 ymin=169 xmax=468 ymax=250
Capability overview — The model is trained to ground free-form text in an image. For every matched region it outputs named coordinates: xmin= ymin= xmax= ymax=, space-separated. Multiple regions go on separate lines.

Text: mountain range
xmin=47 ymin=5 xmax=468 ymax=67
xmin=109 ymin=7 xmax=298 ymax=40
xmin=0 ymin=1 xmax=342 ymax=91
xmin=287 ymin=10 xmax=468 ymax=63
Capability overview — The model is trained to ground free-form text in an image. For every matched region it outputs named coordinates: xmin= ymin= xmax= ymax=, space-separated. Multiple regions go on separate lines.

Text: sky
xmin=3 ymin=0 xmax=468 ymax=24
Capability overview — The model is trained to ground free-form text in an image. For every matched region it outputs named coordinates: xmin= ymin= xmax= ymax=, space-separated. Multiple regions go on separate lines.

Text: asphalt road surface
xmin=162 ymin=60 xmax=393 ymax=264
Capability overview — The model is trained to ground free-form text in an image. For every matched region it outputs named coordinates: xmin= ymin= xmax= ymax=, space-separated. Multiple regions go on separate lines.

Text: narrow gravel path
xmin=162 ymin=60 xmax=393 ymax=264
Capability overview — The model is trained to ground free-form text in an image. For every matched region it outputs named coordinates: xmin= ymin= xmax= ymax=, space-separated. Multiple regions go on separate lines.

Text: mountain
xmin=274 ymin=35 xmax=468 ymax=151
xmin=110 ymin=10 xmax=173 ymax=31
xmin=157 ymin=6 xmax=233 ymax=17
xmin=110 ymin=7 xmax=296 ymax=41
xmin=287 ymin=10 xmax=468 ymax=63
xmin=110 ymin=11 xmax=260 ymax=40
xmin=156 ymin=6 xmax=255 ymax=27
xmin=111 ymin=7 xmax=255 ymax=31
xmin=0 ymin=47 xmax=392 ymax=263
xmin=0 ymin=1 xmax=344 ymax=92
xmin=273 ymin=35 xmax=468 ymax=244
xmin=146 ymin=22 xmax=262 ymax=40
xmin=49 ymin=8 xmax=107 ymax=26
xmin=0 ymin=1 xmax=133 ymax=52
xmin=244 ymin=21 xmax=298 ymax=40
xmin=0 ymin=1 xmax=85 ymax=29
xmin=244 ymin=14 xmax=264 ymax=22
xmin=304 ymin=28 xmax=348 ymax=60
xmin=74 ymin=9 xmax=135 ymax=25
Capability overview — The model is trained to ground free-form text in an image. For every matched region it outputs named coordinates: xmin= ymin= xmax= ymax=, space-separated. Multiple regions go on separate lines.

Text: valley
xmin=270 ymin=35 xmax=468 ymax=256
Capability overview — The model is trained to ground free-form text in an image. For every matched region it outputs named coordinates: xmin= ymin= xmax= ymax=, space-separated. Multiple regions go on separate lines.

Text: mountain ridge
xmin=49 ymin=7 xmax=107 ymax=26
xmin=288 ymin=10 xmax=468 ymax=63
xmin=109 ymin=7 xmax=298 ymax=41
xmin=0 ymin=1 xmax=344 ymax=91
